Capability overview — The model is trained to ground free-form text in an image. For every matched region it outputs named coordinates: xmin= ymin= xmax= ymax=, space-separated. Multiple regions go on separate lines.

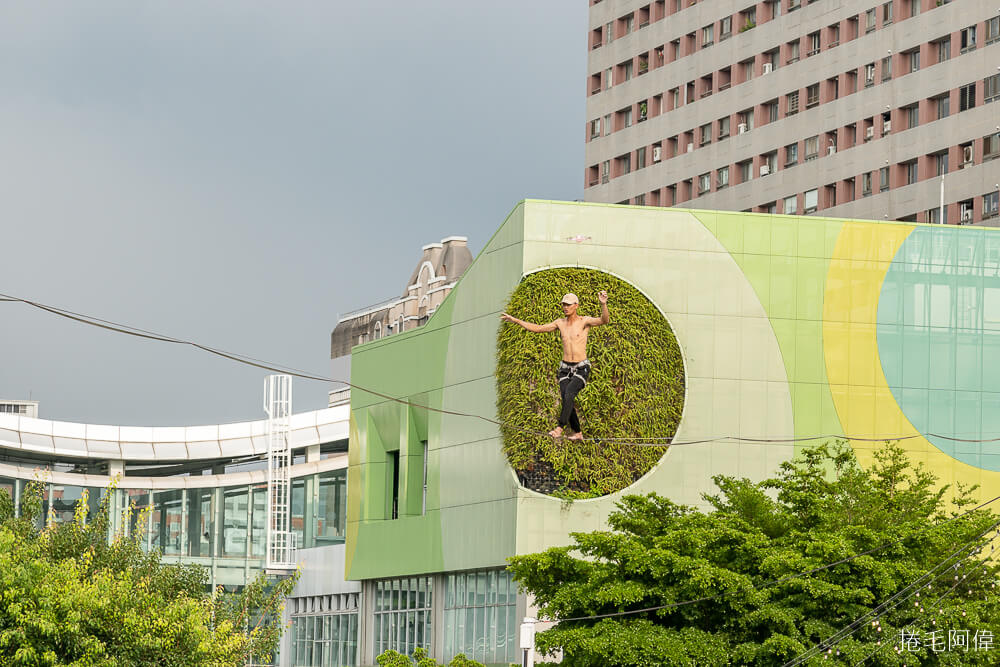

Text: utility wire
xmin=783 ymin=519 xmax=1000 ymax=666
xmin=8 ymin=291 xmax=1000 ymax=448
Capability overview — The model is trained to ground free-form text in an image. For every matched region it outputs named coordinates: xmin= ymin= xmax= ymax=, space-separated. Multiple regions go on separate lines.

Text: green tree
xmin=0 ymin=480 xmax=296 ymax=666
xmin=375 ymin=647 xmax=484 ymax=667
xmin=508 ymin=442 xmax=1000 ymax=666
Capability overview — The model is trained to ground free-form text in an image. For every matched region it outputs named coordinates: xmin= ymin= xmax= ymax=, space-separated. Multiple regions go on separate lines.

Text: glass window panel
xmin=476 ymin=571 xmax=487 ymax=606
xmin=488 ymin=570 xmax=497 ymax=605
xmin=186 ymin=488 xmax=214 ymax=557
xmin=250 ymin=484 xmax=267 ymax=558
xmin=222 ymin=486 xmax=248 ymax=557
xmin=291 ymin=478 xmax=305 ymax=549
xmin=466 ymin=608 xmax=476 ymax=659
xmin=153 ymin=489 xmax=184 ymax=555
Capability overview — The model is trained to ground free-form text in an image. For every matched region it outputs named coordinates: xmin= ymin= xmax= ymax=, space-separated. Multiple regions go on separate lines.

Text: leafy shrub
xmin=376 ymin=647 xmax=484 ymax=666
xmin=497 ymin=268 xmax=685 ymax=498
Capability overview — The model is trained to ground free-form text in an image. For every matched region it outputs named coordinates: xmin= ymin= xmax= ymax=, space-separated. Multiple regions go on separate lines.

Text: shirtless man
xmin=501 ymin=291 xmax=610 ymax=440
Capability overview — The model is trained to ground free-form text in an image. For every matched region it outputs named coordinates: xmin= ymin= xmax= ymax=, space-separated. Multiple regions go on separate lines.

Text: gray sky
xmin=0 ymin=2 xmax=585 ymax=426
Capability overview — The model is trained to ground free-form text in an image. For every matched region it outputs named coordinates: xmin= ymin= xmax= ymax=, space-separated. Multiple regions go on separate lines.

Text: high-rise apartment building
xmin=584 ymin=0 xmax=1000 ymax=224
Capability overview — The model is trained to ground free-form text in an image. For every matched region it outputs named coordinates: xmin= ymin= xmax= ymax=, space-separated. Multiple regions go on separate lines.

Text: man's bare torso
xmin=557 ymin=317 xmax=591 ymax=363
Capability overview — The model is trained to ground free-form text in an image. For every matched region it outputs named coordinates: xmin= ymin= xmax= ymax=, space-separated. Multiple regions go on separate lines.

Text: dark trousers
xmin=557 ymin=361 xmax=591 ymax=431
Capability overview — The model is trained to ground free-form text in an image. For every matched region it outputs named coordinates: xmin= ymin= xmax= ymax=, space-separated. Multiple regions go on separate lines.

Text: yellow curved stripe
xmin=823 ymin=222 xmax=991 ymax=494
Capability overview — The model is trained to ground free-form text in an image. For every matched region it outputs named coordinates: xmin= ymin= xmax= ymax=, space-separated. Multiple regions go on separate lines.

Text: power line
xmin=7 ymin=290 xmax=1000 ymax=448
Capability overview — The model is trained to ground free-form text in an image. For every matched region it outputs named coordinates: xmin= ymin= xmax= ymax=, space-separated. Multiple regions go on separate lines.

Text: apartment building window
xmin=717 ymin=166 xmax=730 ymax=188
xmin=590 ymin=119 xmax=601 ymax=139
xmin=960 ymin=199 xmax=974 ymax=223
xmin=637 ymin=147 xmax=647 ymax=169
xmin=638 ymin=99 xmax=648 ymax=121
xmin=934 ymin=151 xmax=949 ymax=176
xmin=960 ymin=141 xmax=974 ymax=167
xmin=764 ymin=49 xmax=779 ymax=72
xmin=787 ymin=40 xmax=800 ymax=64
xmin=881 ymin=1 xmax=893 ymax=24
xmin=738 ymin=160 xmax=753 ymax=183
xmin=741 ymin=6 xmax=756 ymax=29
xmin=762 ymin=151 xmax=777 ymax=175
xmin=826 ymin=184 xmax=837 ymax=208
xmin=808 ymin=32 xmax=820 ymax=56
xmin=787 ymin=91 xmax=799 ymax=115
xmin=880 ymin=166 xmax=890 ymax=192
xmin=671 ymin=88 xmax=680 ymax=108
xmin=934 ymin=94 xmax=949 ymax=120
xmin=605 ymin=21 xmax=613 ymax=43
xmin=805 ymin=135 xmax=819 ymax=160
xmin=903 ymin=160 xmax=918 ymax=185
xmin=960 ymin=83 xmax=976 ymax=112
xmin=785 ymin=142 xmax=799 ymax=166
xmin=698 ymin=173 xmax=711 ymax=194
xmin=988 ymin=17 xmax=1000 ymax=45
xmin=605 ymin=68 xmax=612 ymax=90
xmin=622 ymin=107 xmax=633 ymax=128
xmin=718 ymin=116 xmax=731 ymax=139
xmin=700 ymin=123 xmax=712 ymax=145
xmin=741 ymin=59 xmax=755 ymax=82
xmin=881 ymin=56 xmax=892 ymax=82
xmin=635 ymin=193 xmax=646 ymax=205
xmin=961 ymin=26 xmax=977 ymax=52
xmin=907 ymin=50 xmax=920 ymax=73
xmin=830 ymin=24 xmax=840 ymax=46
xmin=623 ymin=13 xmax=635 ymax=35
xmin=829 ymin=77 xmax=840 ymax=101
xmin=601 ymin=160 xmax=610 ymax=184
xmin=622 ymin=60 xmax=633 ymax=82
xmin=619 ymin=153 xmax=631 ymax=175
xmin=937 ymin=37 xmax=951 ymax=63
xmin=789 ymin=0 xmax=801 ymax=11
xmin=765 ymin=99 xmax=779 ymax=123
xmin=638 ymin=54 xmax=649 ymax=75
xmin=738 ymin=109 xmax=754 ymax=132
xmin=865 ymin=63 xmax=876 ymax=87
xmin=784 ymin=195 xmax=798 ymax=214
xmin=720 ymin=16 xmax=733 ymax=39
xmin=987 ymin=132 xmax=1000 ymax=160
xmin=702 ymin=24 xmax=714 ymax=46
xmin=985 ymin=192 xmax=1000 ymax=219
xmin=985 ymin=74 xmax=1000 ymax=103
xmin=806 ymin=84 xmax=820 ymax=108
xmin=804 ymin=188 xmax=818 ymax=213
xmin=904 ymin=105 xmax=919 ymax=130
xmin=862 ymin=172 xmax=873 ymax=195
xmin=865 ymin=8 xmax=876 ymax=33
xmin=767 ymin=0 xmax=782 ymax=19
xmin=927 ymin=208 xmax=943 ymax=224
xmin=846 ymin=71 xmax=858 ymax=94
xmin=908 ymin=0 xmax=920 ymax=17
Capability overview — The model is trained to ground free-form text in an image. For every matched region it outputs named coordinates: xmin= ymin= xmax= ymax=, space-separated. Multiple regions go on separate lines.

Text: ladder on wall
xmin=264 ymin=374 xmax=296 ymax=571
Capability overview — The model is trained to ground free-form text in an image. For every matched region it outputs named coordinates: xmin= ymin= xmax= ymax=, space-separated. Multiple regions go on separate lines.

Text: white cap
xmin=561 ymin=293 xmax=579 ymax=305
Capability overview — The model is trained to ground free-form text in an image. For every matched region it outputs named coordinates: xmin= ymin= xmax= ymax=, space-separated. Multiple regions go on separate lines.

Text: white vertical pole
xmin=264 ymin=374 xmax=294 ymax=570
xmin=940 ymin=174 xmax=945 ymax=224
xmin=520 ymin=618 xmax=537 ymax=667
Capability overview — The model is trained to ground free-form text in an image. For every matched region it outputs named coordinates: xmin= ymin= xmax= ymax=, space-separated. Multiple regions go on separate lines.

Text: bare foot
xmin=568 ymin=432 xmax=584 ymax=441
xmin=548 ymin=426 xmax=564 ymax=438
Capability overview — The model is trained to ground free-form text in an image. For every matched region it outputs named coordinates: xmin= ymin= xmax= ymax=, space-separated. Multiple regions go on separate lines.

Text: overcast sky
xmin=0 ymin=2 xmax=585 ymax=426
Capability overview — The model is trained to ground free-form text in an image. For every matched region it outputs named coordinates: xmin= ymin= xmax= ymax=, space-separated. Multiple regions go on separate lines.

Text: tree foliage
xmin=508 ymin=442 xmax=1000 ymax=665
xmin=496 ymin=268 xmax=685 ymax=498
xmin=375 ymin=647 xmax=484 ymax=667
xmin=0 ymin=480 xmax=296 ymax=666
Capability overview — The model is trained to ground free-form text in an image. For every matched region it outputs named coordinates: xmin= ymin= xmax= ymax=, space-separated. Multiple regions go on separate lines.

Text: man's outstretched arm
xmin=585 ymin=290 xmax=610 ymax=327
xmin=501 ymin=313 xmax=559 ymax=333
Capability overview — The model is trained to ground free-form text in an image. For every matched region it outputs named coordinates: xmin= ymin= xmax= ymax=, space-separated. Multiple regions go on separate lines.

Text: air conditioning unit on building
xmin=738 ymin=123 xmax=748 ymax=134
xmin=687 ymin=142 xmax=694 ymax=152
xmin=883 ymin=120 xmax=891 ymax=133
xmin=865 ymin=126 xmax=874 ymax=140
xmin=760 ymin=164 xmax=770 ymax=176
xmin=961 ymin=209 xmax=973 ymax=222
xmin=653 ymin=146 xmax=662 ymax=162
xmin=828 ymin=146 xmax=837 ymax=155
xmin=963 ymin=146 xmax=974 ymax=165
xmin=762 ymin=62 xmax=773 ymax=74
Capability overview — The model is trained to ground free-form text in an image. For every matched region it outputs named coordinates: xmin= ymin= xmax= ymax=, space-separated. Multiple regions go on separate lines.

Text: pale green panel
xmin=515 ymin=495 xmax=613 ymax=555
xmin=440 ymin=498 xmax=517 ymax=570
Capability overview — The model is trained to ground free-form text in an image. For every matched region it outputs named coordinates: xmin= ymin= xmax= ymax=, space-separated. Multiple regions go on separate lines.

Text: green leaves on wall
xmin=496 ymin=268 xmax=685 ymax=498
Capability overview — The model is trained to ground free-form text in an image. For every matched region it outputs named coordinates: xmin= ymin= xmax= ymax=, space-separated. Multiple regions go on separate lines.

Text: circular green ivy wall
xmin=496 ymin=267 xmax=685 ymax=498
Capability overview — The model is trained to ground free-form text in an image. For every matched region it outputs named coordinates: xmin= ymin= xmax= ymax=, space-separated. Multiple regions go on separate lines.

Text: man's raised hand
xmin=598 ymin=290 xmax=608 ymax=304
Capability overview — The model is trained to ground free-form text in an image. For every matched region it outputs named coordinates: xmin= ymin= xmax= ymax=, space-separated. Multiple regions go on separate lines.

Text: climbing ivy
xmin=496 ymin=268 xmax=685 ymax=498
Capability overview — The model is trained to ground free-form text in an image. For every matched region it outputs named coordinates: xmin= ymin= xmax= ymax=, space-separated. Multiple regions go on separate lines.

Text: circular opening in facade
xmin=496 ymin=267 xmax=685 ymax=498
